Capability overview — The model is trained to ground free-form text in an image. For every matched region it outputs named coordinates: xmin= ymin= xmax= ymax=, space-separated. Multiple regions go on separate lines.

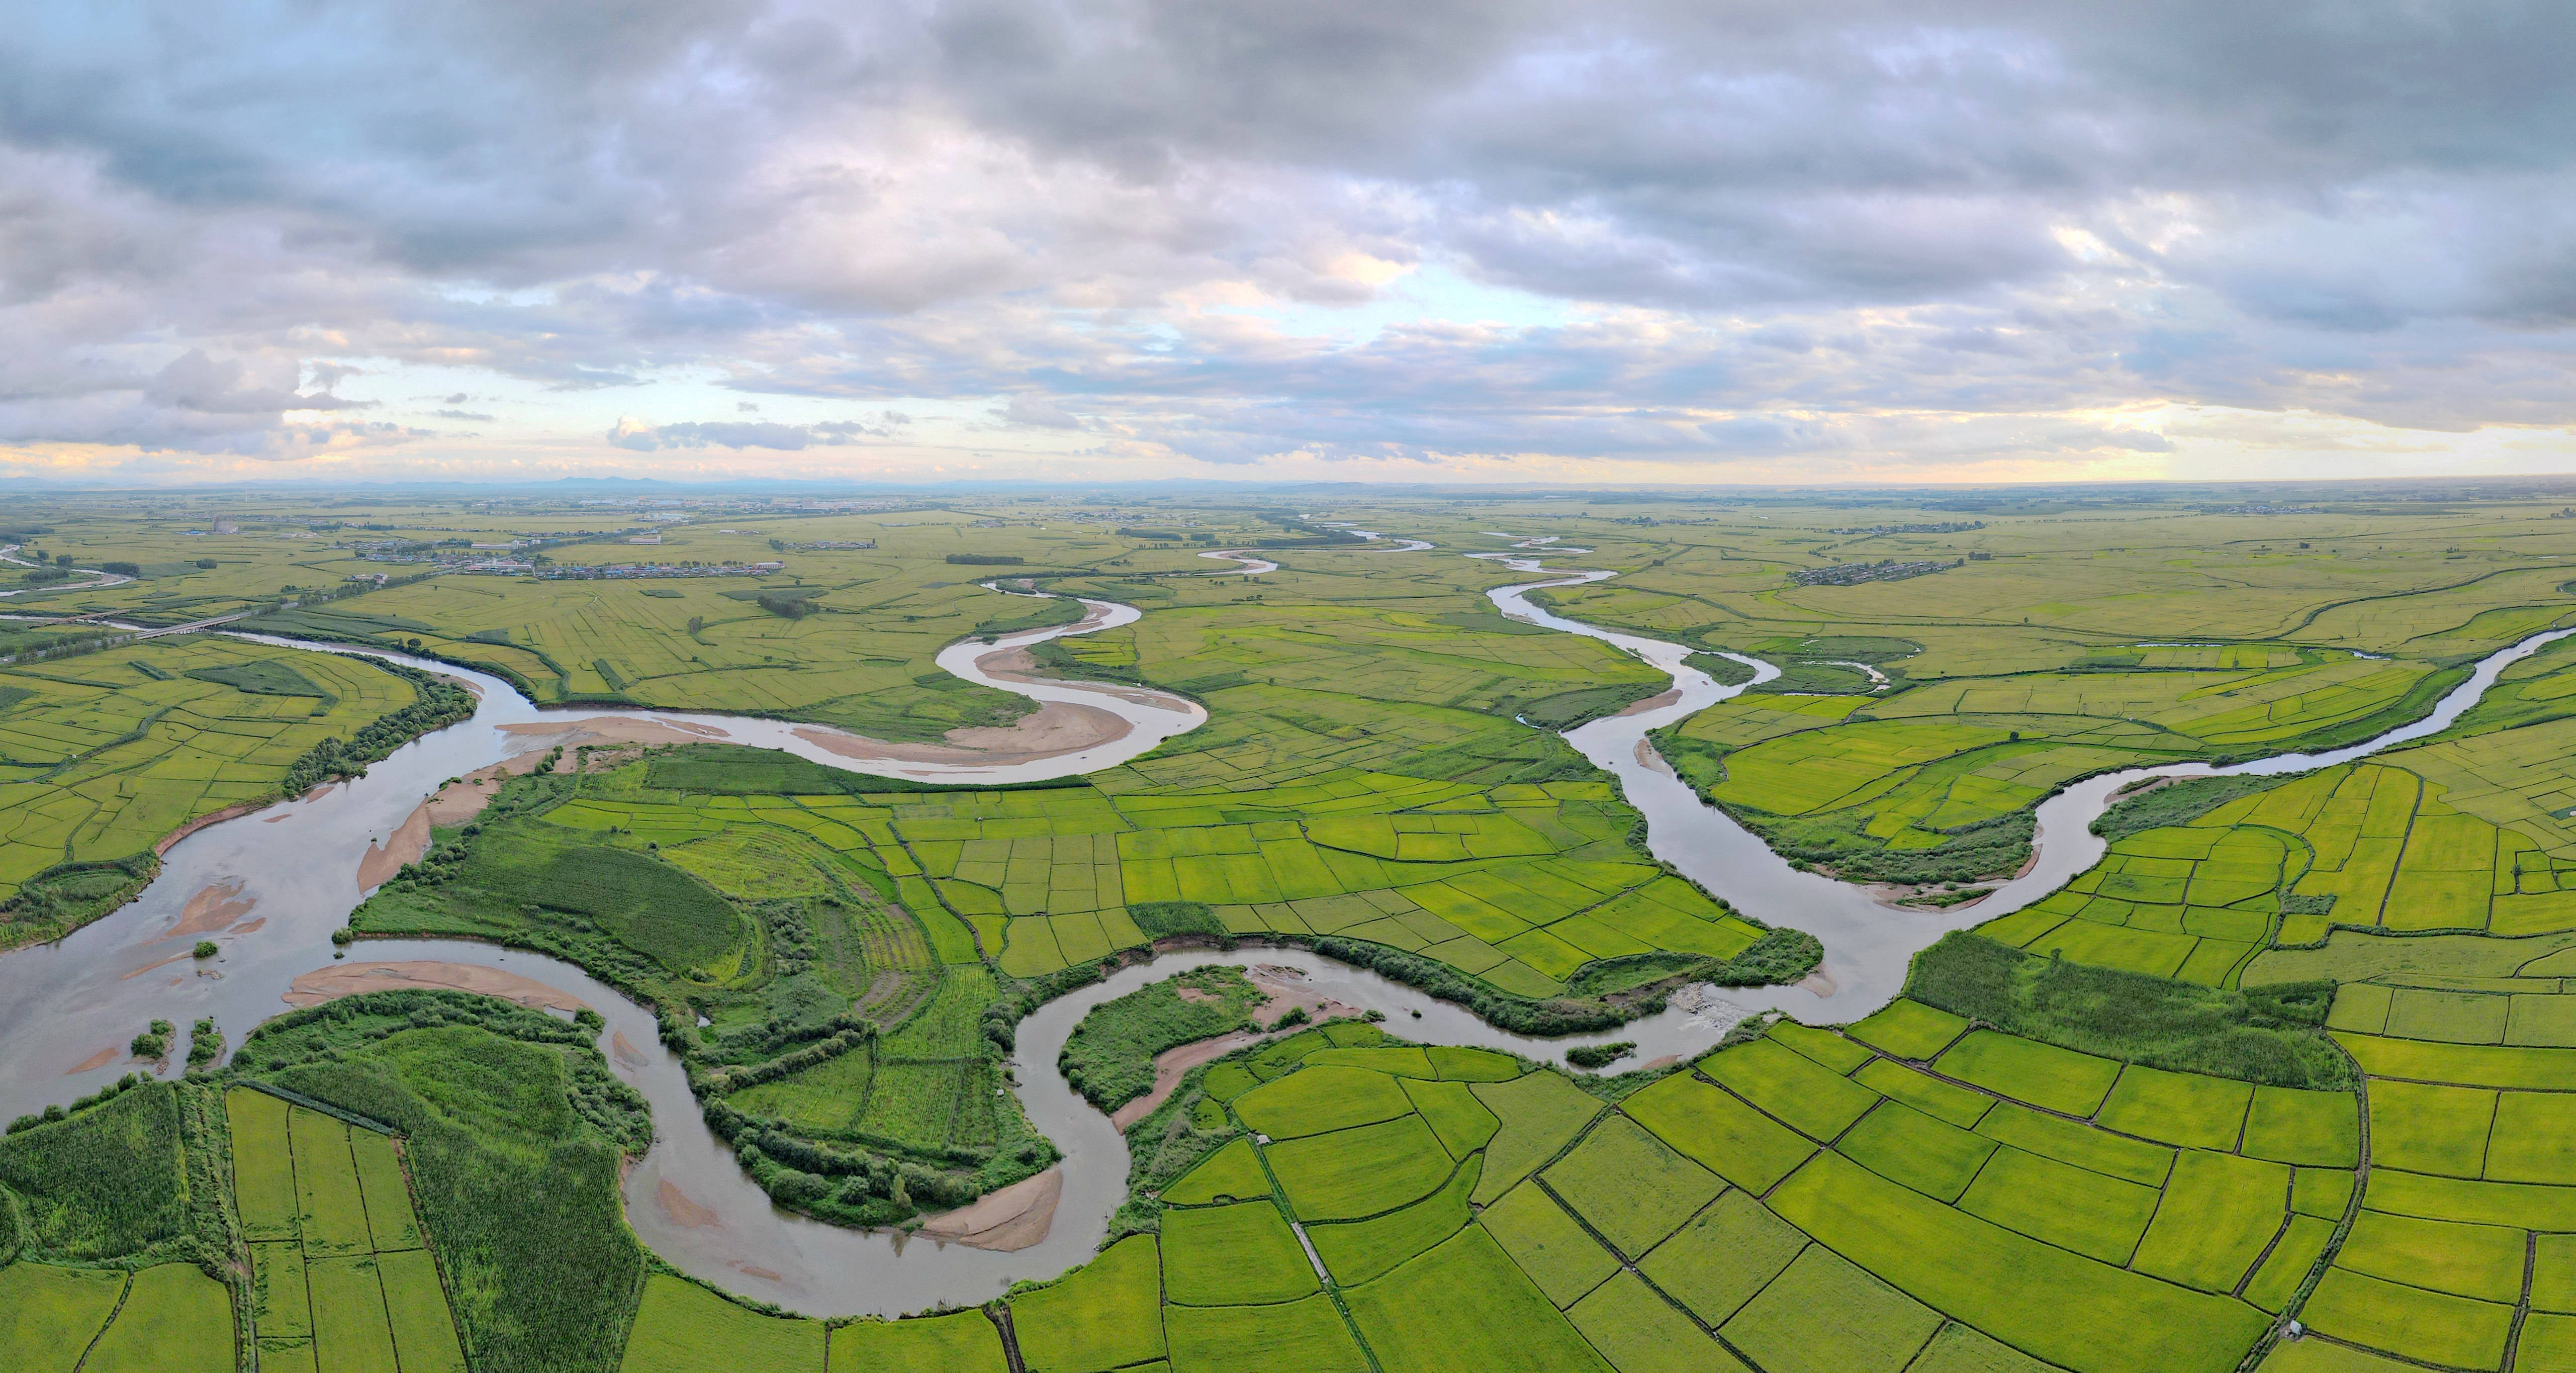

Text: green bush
xmin=1566 ymin=1041 xmax=1636 ymax=1069
xmin=1905 ymin=933 xmax=2350 ymax=1089
xmin=0 ymin=1082 xmax=187 ymax=1260
xmin=2092 ymin=775 xmax=2279 ymax=842
xmin=1128 ymin=900 xmax=1228 ymax=941
xmin=1058 ymin=966 xmax=1264 ymax=1113
xmin=245 ymin=993 xmax=652 ymax=1373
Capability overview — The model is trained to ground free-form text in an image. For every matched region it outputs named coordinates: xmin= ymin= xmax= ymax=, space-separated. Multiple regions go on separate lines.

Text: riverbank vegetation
xmin=349 ymin=728 xmax=1806 ymax=1225
xmin=15 ymin=488 xmax=2576 ymax=1368
xmin=0 ymin=635 xmax=466 ymax=951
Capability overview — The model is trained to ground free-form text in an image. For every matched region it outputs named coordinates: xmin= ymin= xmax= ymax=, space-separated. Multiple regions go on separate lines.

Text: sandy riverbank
xmin=915 ymin=1168 xmax=1063 ymax=1252
xmin=283 ymin=960 xmax=589 ymax=1012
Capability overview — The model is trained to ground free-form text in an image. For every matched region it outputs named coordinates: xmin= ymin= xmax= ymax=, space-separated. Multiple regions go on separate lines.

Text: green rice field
xmin=0 ymin=633 xmax=451 ymax=948
xmin=226 ymin=1087 xmax=469 ymax=1373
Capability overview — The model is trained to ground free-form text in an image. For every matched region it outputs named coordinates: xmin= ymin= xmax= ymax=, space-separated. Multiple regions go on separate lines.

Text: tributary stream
xmin=0 ymin=547 xmax=2563 ymax=1315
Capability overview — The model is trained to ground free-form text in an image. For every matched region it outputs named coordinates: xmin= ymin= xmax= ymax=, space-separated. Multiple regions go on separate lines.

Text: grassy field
xmin=230 ymin=990 xmax=654 ymax=1373
xmin=0 ymin=632 xmax=466 ymax=949
xmin=18 ymin=489 xmax=2576 ymax=1369
xmin=973 ymin=1004 xmax=2360 ymax=1373
xmin=351 ymin=719 xmax=1796 ymax=1224
xmin=225 ymin=1088 xmax=470 ymax=1373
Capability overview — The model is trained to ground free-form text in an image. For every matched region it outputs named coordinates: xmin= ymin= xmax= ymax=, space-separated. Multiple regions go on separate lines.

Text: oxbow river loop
xmin=0 ymin=560 xmax=2563 ymax=1314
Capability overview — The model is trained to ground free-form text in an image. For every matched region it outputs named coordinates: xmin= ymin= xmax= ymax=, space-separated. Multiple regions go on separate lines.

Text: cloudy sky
xmin=3 ymin=1 xmax=2572 ymax=486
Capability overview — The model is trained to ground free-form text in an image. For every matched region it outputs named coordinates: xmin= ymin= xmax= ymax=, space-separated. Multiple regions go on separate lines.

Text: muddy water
xmin=0 ymin=593 xmax=1193 ymax=1132
xmin=2 ymin=555 xmax=2560 ymax=1319
xmin=1479 ymin=544 xmax=2576 ymax=1019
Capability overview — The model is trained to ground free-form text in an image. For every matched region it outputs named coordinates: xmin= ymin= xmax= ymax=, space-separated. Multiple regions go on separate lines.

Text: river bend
xmin=0 ymin=556 xmax=2562 ymax=1314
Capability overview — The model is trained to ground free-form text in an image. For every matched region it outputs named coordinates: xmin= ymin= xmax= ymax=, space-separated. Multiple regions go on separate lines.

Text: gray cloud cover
xmin=1 ymin=1 xmax=2572 ymax=467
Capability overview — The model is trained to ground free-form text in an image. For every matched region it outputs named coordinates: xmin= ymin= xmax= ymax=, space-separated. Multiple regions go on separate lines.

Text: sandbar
xmin=284 ymin=960 xmax=588 ymax=1012
xmin=915 ymin=1167 xmax=1062 ymax=1252
xmin=167 ymin=878 xmax=255 ymax=939
xmin=794 ymin=699 xmax=1132 ymax=768
xmin=657 ymin=1178 xmax=722 ymax=1229
xmin=1618 ymin=688 xmax=1682 ymax=716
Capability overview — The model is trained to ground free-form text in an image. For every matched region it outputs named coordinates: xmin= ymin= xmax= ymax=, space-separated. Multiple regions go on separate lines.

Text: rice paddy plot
xmin=0 ymin=1263 xmax=127 ymax=1372
xmin=1007 ymin=1234 xmax=1167 ymax=1373
xmin=1305 ymin=1155 xmax=1479 ymax=1286
xmin=1163 ymin=1295 xmax=1370 ymax=1373
xmin=618 ymin=1273 xmax=825 ymax=1373
xmin=1539 ymin=1114 xmax=1723 ymax=1258
xmin=73 ymin=1263 xmax=233 ymax=1373
xmin=825 ymin=1310 xmax=1006 ymax=1372
xmin=225 ymin=1088 xmax=469 ymax=1373
xmin=1342 ymin=1227 xmax=1615 ymax=1373
xmin=1158 ymin=1201 xmax=1319 ymax=1306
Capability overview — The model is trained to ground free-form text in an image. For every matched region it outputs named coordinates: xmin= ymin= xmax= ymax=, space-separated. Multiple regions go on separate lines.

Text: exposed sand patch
xmin=121 ymin=952 xmax=196 ymax=980
xmin=67 ymin=1047 xmax=119 ymax=1073
xmin=230 ymin=918 xmax=265 ymax=935
xmin=1635 ymin=1053 xmax=1681 ymax=1073
xmin=657 ymin=1179 xmax=722 ymax=1229
xmin=793 ymin=700 xmax=1132 ymax=769
xmin=1246 ymin=964 xmax=1362 ymax=1025
xmin=1113 ymin=1030 xmax=1261 ymax=1130
xmin=610 ymin=1031 xmax=650 ymax=1070
xmin=1618 ymin=688 xmax=1682 ymax=716
xmin=359 ymin=761 xmax=557 ymax=891
xmin=1633 ymin=738 xmax=1671 ymax=772
xmin=1797 ymin=968 xmax=1839 ymax=997
xmin=284 ymin=960 xmax=588 ymax=1012
xmin=976 ymin=644 xmax=1194 ymax=712
xmin=496 ymin=716 xmax=725 ymax=752
xmin=425 ymin=772 xmax=507 ymax=823
xmin=357 ymin=805 xmax=432 ymax=890
xmin=915 ymin=1168 xmax=1062 ymax=1252
xmin=168 ymin=878 xmax=256 ymax=939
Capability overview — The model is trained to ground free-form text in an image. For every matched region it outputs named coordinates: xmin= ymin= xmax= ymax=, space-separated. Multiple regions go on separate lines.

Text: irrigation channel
xmin=0 ymin=545 xmax=2563 ymax=1316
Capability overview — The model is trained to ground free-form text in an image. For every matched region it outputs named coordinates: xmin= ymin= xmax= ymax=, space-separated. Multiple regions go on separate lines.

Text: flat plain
xmin=9 ymin=484 xmax=2576 ymax=1371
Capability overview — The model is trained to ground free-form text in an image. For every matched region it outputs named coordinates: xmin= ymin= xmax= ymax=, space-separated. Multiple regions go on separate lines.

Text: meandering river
xmin=0 ymin=547 xmax=2561 ymax=1316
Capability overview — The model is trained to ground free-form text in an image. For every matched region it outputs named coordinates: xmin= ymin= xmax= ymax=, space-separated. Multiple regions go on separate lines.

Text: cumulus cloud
xmin=1 ymin=2 xmax=2573 ymax=471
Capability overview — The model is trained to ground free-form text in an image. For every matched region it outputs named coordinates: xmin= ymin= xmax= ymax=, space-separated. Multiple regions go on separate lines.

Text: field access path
xmin=1474 ymin=535 xmax=2576 ymax=1018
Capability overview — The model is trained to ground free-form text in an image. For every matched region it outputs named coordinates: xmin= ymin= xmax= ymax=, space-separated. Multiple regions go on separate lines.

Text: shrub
xmin=192 ymin=941 xmax=217 ymax=959
xmin=130 ymin=1021 xmax=173 ymax=1058
xmin=1905 ymin=933 xmax=2351 ymax=1088
xmin=1567 ymin=1041 xmax=1636 ymax=1069
xmin=1058 ymin=966 xmax=1262 ymax=1113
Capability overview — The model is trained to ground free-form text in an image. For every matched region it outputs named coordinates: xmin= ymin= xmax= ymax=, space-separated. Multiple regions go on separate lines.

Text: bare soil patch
xmin=284 ymin=960 xmax=587 ymax=1012
xmin=657 ymin=1178 xmax=722 ymax=1229
xmin=168 ymin=878 xmax=256 ymax=939
xmin=1618 ymin=688 xmax=1682 ymax=716
xmin=1113 ymin=1029 xmax=1261 ymax=1130
xmin=916 ymin=1167 xmax=1062 ymax=1252
xmin=1246 ymin=964 xmax=1362 ymax=1025
xmin=795 ymin=699 xmax=1132 ymax=768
